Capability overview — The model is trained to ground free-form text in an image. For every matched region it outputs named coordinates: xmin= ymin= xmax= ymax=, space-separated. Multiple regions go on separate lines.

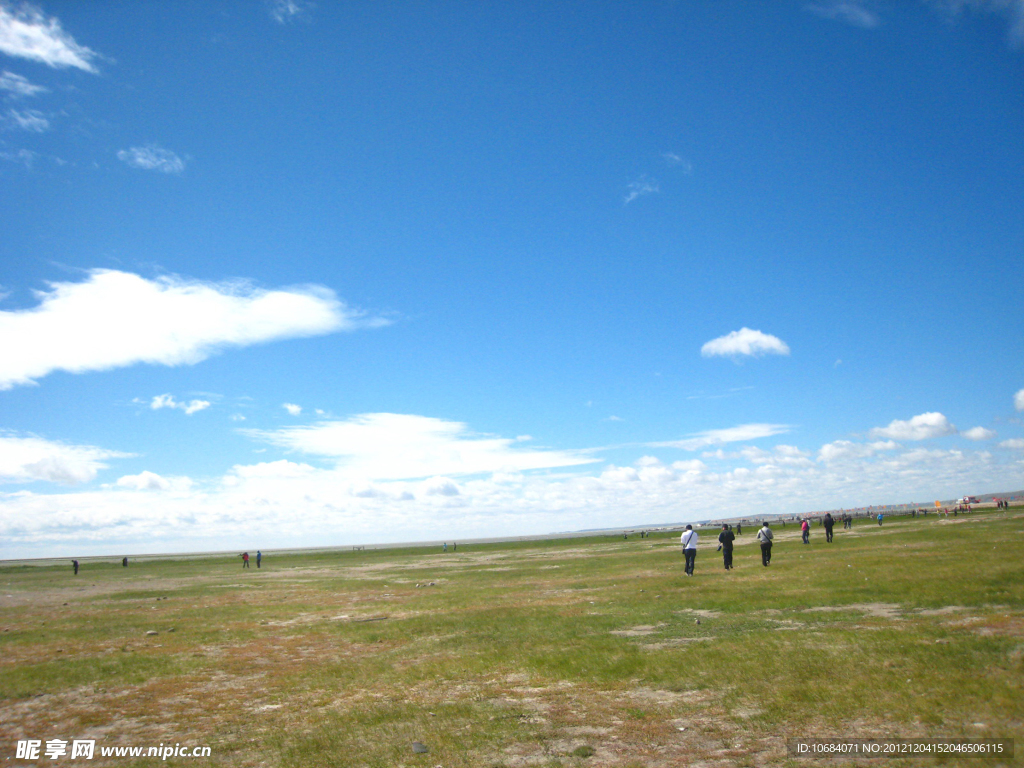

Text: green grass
xmin=1 ymin=509 xmax=1022 ymax=766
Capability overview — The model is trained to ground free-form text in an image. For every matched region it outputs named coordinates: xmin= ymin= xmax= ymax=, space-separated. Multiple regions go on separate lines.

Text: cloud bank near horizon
xmin=2 ymin=429 xmax=1021 ymax=558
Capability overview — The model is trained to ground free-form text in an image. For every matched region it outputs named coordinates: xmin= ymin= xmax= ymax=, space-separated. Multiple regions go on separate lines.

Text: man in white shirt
xmin=681 ymin=525 xmax=698 ymax=576
xmin=757 ymin=523 xmax=774 ymax=566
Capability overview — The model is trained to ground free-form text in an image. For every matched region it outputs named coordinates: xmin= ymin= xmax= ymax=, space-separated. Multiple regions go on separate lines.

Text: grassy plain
xmin=1 ymin=509 xmax=1022 ymax=767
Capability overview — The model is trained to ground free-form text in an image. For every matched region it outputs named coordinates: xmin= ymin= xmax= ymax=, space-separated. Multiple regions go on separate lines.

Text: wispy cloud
xmin=283 ymin=403 xmax=302 ymax=416
xmin=117 ymin=145 xmax=186 ymax=174
xmin=925 ymin=0 xmax=1024 ymax=47
xmin=243 ymin=412 xmax=599 ymax=480
xmin=0 ymin=69 xmax=46 ymax=97
xmin=806 ymin=1 xmax=882 ymax=28
xmin=1000 ymin=438 xmax=1024 ymax=449
xmin=701 ymin=327 xmax=791 ymax=359
xmin=869 ymin=412 xmax=956 ymax=441
xmin=3 ymin=107 xmax=47 ymax=131
xmin=267 ymin=0 xmax=315 ymax=24
xmin=0 ymin=431 xmax=130 ymax=484
xmin=1015 ymin=388 xmax=1024 ymax=411
xmin=662 ymin=152 xmax=693 ymax=173
xmin=147 ymin=394 xmax=211 ymax=416
xmin=962 ymin=426 xmax=996 ymax=441
xmin=0 ymin=2 xmax=100 ymax=72
xmin=649 ymin=423 xmax=792 ymax=451
xmin=624 ymin=176 xmax=658 ymax=205
xmin=0 ymin=146 xmax=34 ymax=166
xmin=0 ymin=269 xmax=387 ymax=390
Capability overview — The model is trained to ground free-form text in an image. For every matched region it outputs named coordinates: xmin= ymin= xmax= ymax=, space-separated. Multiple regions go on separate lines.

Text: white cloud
xmin=962 ymin=426 xmax=996 ymax=441
xmin=283 ymin=403 xmax=302 ymax=416
xmin=4 ymin=107 xmax=47 ymax=131
xmin=425 ymin=477 xmax=460 ymax=496
xmin=0 ymin=269 xmax=383 ymax=390
xmin=818 ymin=439 xmax=898 ymax=463
xmin=0 ymin=433 xmax=129 ymax=484
xmin=649 ymin=423 xmax=792 ymax=451
xmin=149 ymin=394 xmax=211 ymax=415
xmin=869 ymin=412 xmax=956 ymax=441
xmin=243 ymin=412 xmax=599 ymax=480
xmin=624 ymin=176 xmax=658 ymax=204
xmin=117 ymin=145 xmax=185 ymax=174
xmin=116 ymin=471 xmax=170 ymax=491
xmin=268 ymin=0 xmax=314 ymax=23
xmin=0 ymin=3 xmax=100 ymax=72
xmin=1015 ymin=388 xmax=1024 ymax=411
xmin=999 ymin=438 xmax=1024 ymax=450
xmin=0 ymin=69 xmax=46 ymax=96
xmin=671 ymin=459 xmax=706 ymax=472
xmin=701 ymin=328 xmax=791 ymax=358
xmin=806 ymin=1 xmax=882 ymax=28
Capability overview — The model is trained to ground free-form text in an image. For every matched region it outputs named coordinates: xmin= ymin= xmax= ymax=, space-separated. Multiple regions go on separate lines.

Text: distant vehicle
xmin=957 ymin=496 xmax=979 ymax=505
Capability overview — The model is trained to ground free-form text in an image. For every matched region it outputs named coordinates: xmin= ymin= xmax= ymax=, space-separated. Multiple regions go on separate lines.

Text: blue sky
xmin=1 ymin=0 xmax=1022 ymax=558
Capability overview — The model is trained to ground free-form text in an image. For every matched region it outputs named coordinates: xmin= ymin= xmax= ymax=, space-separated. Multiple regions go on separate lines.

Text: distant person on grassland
xmin=717 ymin=524 xmax=735 ymax=570
xmin=736 ymin=522 xmax=742 ymax=535
xmin=122 ymin=556 xmax=128 ymax=567
xmin=681 ymin=525 xmax=698 ymax=577
xmin=757 ymin=523 xmax=773 ymax=566
xmin=823 ymin=512 xmax=834 ymax=543
xmin=72 ymin=559 xmax=79 ymax=575
xmin=877 ymin=513 xmax=884 ymax=526
xmin=256 ymin=550 xmax=262 ymax=568
xmin=242 ymin=552 xmax=250 ymax=568
xmin=801 ymin=518 xmax=810 ymax=544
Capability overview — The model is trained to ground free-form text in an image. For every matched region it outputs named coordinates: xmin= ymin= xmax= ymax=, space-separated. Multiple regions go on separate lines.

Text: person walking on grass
xmin=242 ymin=552 xmax=250 ymax=568
xmin=877 ymin=513 xmax=884 ymax=526
xmin=801 ymin=518 xmax=810 ymax=544
xmin=757 ymin=523 xmax=773 ymax=566
xmin=681 ymin=525 xmax=698 ymax=577
xmin=823 ymin=512 xmax=834 ymax=543
xmin=256 ymin=550 xmax=262 ymax=568
xmin=717 ymin=524 xmax=735 ymax=570
xmin=72 ymin=559 xmax=79 ymax=575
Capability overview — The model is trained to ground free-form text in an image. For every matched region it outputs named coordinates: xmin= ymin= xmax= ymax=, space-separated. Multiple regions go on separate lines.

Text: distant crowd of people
xmin=676 ymin=499 xmax=1008 ymax=576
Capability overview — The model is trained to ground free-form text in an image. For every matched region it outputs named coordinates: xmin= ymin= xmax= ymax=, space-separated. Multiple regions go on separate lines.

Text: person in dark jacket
xmin=823 ymin=512 xmax=834 ymax=543
xmin=717 ymin=524 xmax=735 ymax=570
